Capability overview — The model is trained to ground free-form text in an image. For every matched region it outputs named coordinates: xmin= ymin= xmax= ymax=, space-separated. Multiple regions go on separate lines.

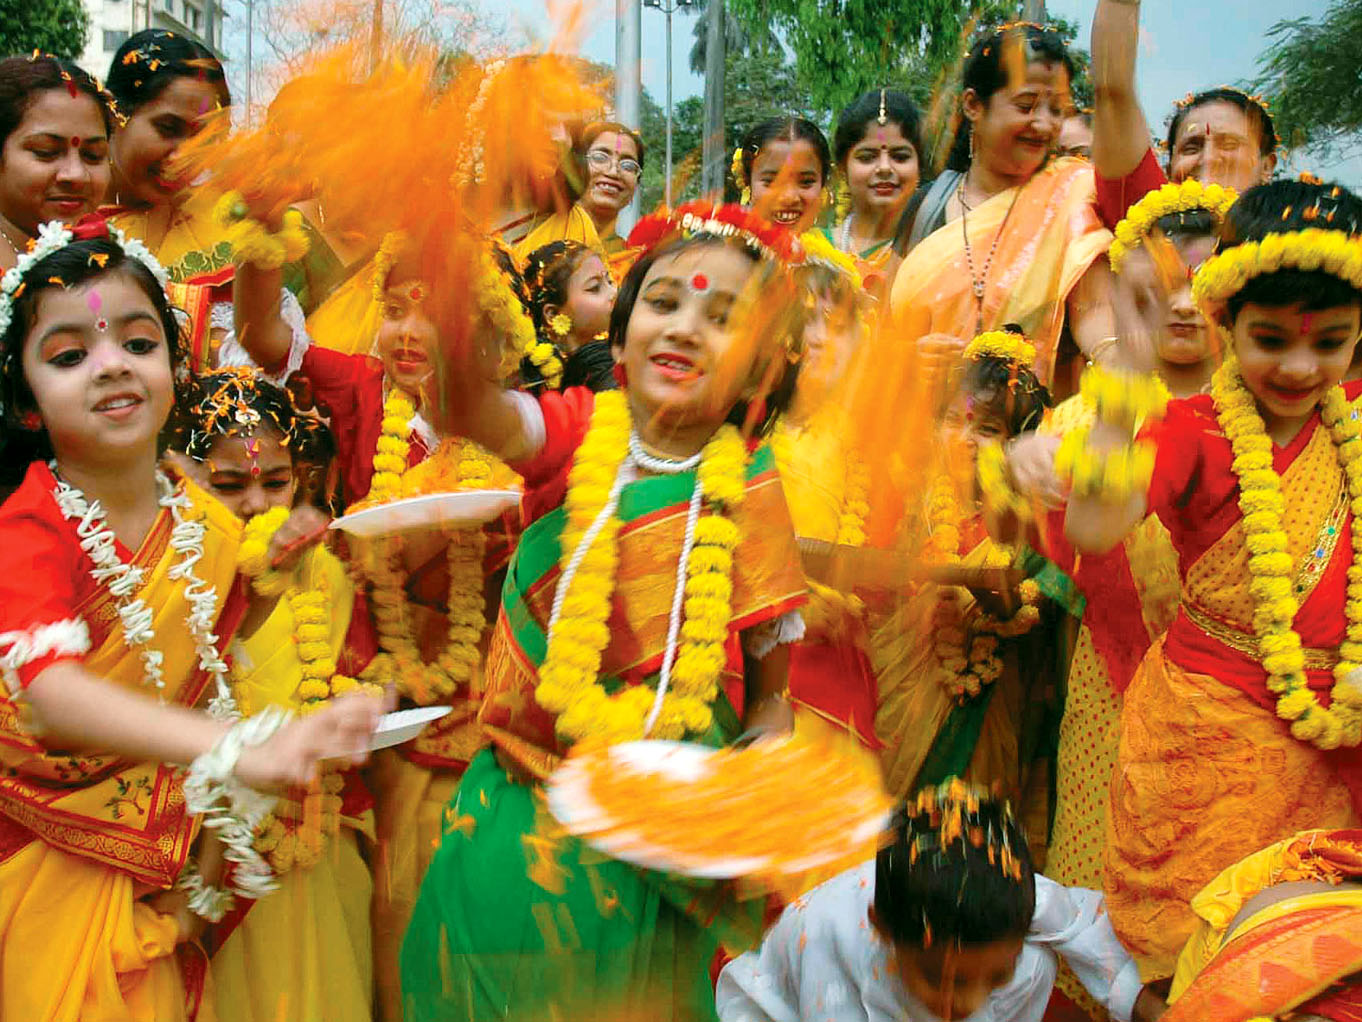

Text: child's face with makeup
xmin=375 ymin=274 xmax=440 ymax=398
xmin=21 ymin=269 xmax=173 ymax=464
xmin=184 ymin=428 xmax=296 ymax=519
xmin=615 ymin=242 xmax=759 ymax=426
xmin=1231 ymin=301 xmax=1361 ymax=437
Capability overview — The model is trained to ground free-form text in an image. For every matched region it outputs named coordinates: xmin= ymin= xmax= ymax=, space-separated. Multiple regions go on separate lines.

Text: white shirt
xmin=716 ymin=861 xmax=1142 ymax=1022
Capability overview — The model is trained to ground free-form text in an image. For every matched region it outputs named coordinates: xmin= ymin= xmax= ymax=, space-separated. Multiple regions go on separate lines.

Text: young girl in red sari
xmin=1063 ymin=178 xmax=1362 ymax=981
xmin=400 ymin=203 xmax=810 ymax=1022
xmin=0 ymin=218 xmax=382 ymax=1022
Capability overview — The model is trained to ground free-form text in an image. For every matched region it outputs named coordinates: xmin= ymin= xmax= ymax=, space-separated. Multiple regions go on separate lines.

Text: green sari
xmin=401 ymin=441 xmax=807 ymax=1022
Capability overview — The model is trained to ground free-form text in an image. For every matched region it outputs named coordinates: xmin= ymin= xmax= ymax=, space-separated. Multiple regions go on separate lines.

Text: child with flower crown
xmin=873 ymin=327 xmax=1077 ymax=855
xmin=716 ymin=780 xmax=1159 ymax=1022
xmin=1014 ymin=179 xmax=1232 ymax=1020
xmin=400 ymin=202 xmax=810 ymax=1021
xmin=1062 ymin=178 xmax=1362 ymax=981
xmin=519 ymin=239 xmax=619 ymax=393
xmin=0 ymin=217 xmax=384 ymax=1022
xmin=165 ymin=367 xmax=382 ymax=1022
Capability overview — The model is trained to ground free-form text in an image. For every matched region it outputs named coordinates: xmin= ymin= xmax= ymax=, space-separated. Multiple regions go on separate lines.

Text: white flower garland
xmin=49 ymin=465 xmax=285 ymax=911
xmin=0 ymin=219 xmax=168 ymax=339
xmin=50 ymin=466 xmax=234 ymax=713
xmin=0 ymin=618 xmax=91 ymax=697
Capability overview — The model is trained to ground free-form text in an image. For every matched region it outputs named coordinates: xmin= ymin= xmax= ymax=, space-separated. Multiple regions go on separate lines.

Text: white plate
xmin=367 ymin=706 xmax=453 ymax=751
xmin=547 ymin=739 xmax=891 ymax=879
xmin=331 ymin=490 xmax=521 ymax=538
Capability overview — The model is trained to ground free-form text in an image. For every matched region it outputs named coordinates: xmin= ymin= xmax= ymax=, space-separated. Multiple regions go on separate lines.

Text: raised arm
xmin=1091 ymin=0 xmax=1153 ymax=181
xmin=232 ymin=261 xmax=294 ymax=372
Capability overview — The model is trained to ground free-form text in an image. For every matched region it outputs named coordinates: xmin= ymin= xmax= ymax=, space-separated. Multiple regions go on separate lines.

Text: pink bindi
xmin=1301 ymin=312 xmax=1315 ymax=333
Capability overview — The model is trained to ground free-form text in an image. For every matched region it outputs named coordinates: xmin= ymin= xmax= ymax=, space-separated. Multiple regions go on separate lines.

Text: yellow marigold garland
xmin=474 ymin=251 xmax=541 ymax=380
xmin=922 ymin=482 xmax=1039 ymax=702
xmin=367 ymin=389 xmax=415 ymax=505
xmin=1212 ymin=356 xmax=1362 ymax=749
xmin=1193 ymin=228 xmax=1362 ymax=307
xmin=1054 ymin=426 xmax=1156 ymax=501
xmin=964 ymin=330 xmax=1037 ymax=367
xmin=731 ymin=146 xmax=751 ymax=204
xmin=536 ymin=390 xmax=748 ymax=744
xmin=252 ymin=771 xmax=345 ymax=874
xmin=1108 ymin=179 xmax=1237 ymax=274
xmin=354 ymin=435 xmax=494 ymax=706
xmin=370 ymin=231 xmax=405 ymax=304
xmin=213 ymin=191 xmax=310 ymax=270
xmin=977 ymin=442 xmax=1031 ymax=521
xmin=1079 ymin=363 xmax=1171 ymax=429
xmin=800 ymin=230 xmax=864 ymax=291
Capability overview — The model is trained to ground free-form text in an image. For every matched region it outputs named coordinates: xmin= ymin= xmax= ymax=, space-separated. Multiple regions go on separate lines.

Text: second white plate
xmin=331 ymin=490 xmax=520 ymax=538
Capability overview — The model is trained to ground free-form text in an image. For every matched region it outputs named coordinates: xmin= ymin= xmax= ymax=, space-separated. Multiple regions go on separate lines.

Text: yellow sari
xmin=305 ymin=255 xmax=383 ymax=357
xmin=0 ymin=474 xmax=242 ymax=1022
xmin=210 ymin=546 xmax=374 ymax=1022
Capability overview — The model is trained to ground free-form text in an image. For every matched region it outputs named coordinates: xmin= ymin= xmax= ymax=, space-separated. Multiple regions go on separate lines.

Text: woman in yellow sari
xmin=167 ymin=369 xmax=380 ymax=1022
xmin=0 ymin=221 xmax=382 ymax=1022
xmin=884 ymin=25 xmax=1112 ymax=389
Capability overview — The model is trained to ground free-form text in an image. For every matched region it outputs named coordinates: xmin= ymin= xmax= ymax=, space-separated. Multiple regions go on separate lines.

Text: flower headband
xmin=964 ymin=329 xmax=1037 ymax=368
xmin=1192 ymin=227 xmax=1362 ymax=307
xmin=627 ymin=201 xmax=804 ymax=265
xmin=0 ymin=216 xmax=168 ymax=340
xmin=799 ymin=230 xmax=863 ymax=290
xmin=181 ymin=366 xmax=314 ymax=461
xmin=1109 ymin=180 xmax=1238 ymax=274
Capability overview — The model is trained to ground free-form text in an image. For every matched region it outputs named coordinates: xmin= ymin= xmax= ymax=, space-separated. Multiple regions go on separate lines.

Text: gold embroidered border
xmin=1291 ymin=481 xmax=1350 ymax=607
xmin=1182 ymin=602 xmax=1339 ymax=670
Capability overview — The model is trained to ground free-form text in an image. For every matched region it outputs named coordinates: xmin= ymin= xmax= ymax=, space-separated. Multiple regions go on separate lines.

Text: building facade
xmin=78 ymin=0 xmax=224 ymax=82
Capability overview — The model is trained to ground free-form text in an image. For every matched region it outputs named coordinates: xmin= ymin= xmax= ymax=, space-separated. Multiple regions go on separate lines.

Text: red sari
xmin=1105 ymin=389 xmax=1362 ymax=980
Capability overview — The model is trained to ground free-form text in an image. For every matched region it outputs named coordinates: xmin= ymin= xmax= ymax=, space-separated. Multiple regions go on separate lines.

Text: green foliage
xmin=723 ymin=1 xmax=1091 ymax=126
xmin=0 ymin=0 xmax=91 ymax=61
xmin=1251 ymin=0 xmax=1362 ymax=160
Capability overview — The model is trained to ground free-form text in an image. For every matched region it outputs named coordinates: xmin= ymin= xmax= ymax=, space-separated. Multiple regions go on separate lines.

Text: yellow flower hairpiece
xmin=371 ymin=232 xmax=405 ymax=305
xmin=799 ymin=230 xmax=863 ymax=290
xmin=730 ymin=146 xmax=746 ymax=187
xmin=473 ymin=251 xmax=538 ymax=379
xmin=1192 ymin=228 xmax=1362 ymax=306
xmin=1109 ymin=180 xmax=1238 ymax=274
xmin=964 ymin=330 xmax=1036 ymax=368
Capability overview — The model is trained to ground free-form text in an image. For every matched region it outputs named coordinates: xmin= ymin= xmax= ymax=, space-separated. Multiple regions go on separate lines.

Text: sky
xmin=498 ymin=0 xmax=1357 ymax=186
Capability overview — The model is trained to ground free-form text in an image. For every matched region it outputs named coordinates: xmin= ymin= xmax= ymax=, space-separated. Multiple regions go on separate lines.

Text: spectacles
xmin=586 ymin=148 xmax=641 ymax=177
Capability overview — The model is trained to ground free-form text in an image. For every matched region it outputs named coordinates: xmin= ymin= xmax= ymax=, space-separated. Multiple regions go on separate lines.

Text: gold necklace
xmin=958 ymin=171 xmax=1024 ymax=334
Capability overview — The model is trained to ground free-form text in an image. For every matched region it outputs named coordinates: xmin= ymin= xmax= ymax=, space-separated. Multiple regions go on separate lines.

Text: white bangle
xmin=183 ymin=706 xmax=292 ymax=900
xmin=176 ymin=859 xmax=234 ymax=922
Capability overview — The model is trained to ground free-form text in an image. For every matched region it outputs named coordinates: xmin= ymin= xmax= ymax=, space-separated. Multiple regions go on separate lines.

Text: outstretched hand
xmin=234 ymin=688 xmax=393 ymax=792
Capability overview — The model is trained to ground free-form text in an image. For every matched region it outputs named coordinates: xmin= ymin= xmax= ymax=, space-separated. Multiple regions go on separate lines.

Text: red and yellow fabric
xmin=1105 ymin=389 xmax=1362 ymax=981
xmin=1162 ymin=829 xmax=1362 ymax=1022
xmin=210 ymin=545 xmax=375 ymax=1022
xmin=0 ymin=461 xmax=245 ymax=1022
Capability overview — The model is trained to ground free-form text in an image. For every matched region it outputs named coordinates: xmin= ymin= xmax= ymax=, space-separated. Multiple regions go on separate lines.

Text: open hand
xmin=234 ymin=688 xmax=392 ymax=791
xmin=267 ymin=506 xmax=332 ymax=571
xmin=1006 ymin=433 xmax=1065 ymax=508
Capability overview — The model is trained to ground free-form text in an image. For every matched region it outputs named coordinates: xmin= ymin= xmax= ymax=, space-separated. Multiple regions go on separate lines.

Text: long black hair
xmin=875 ymin=780 xmax=1036 ymax=949
xmin=946 ymin=24 xmax=1075 ymax=173
xmin=608 ymin=232 xmax=800 ymax=437
xmin=1216 ymin=179 xmax=1362 ymax=321
xmin=0 ymin=235 xmax=186 ymax=488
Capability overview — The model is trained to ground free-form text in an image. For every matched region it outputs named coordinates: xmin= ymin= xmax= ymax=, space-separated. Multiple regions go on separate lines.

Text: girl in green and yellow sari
xmin=400 ymin=202 xmax=810 ymax=1021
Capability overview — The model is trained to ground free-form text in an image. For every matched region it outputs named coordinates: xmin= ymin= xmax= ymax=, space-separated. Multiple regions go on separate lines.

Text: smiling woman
xmin=575 ymin=121 xmax=644 ymax=256
xmin=0 ymin=55 xmax=115 ymax=271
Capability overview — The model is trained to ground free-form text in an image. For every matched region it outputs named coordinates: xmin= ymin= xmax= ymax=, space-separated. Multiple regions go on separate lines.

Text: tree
xmin=722 ymin=1 xmax=1090 ymax=124
xmin=0 ymin=0 xmax=90 ymax=60
xmin=1251 ymin=0 xmax=1362 ymax=161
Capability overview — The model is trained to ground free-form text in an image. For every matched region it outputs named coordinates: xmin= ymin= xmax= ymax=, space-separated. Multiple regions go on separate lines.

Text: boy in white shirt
xmin=717 ymin=781 xmax=1166 ymax=1022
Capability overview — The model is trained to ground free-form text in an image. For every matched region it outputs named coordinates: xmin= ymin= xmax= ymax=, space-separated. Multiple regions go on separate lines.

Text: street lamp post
xmin=643 ymin=0 xmax=693 ymax=208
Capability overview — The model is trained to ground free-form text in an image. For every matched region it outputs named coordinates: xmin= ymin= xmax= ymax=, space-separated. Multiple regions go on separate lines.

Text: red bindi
xmin=690 ymin=273 xmax=709 ymax=292
xmin=1301 ymin=312 xmax=1314 ymax=333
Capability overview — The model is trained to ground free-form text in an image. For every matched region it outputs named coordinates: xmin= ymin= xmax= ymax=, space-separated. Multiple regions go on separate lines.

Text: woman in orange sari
xmin=1160 ymin=829 xmax=1362 ymax=1022
xmin=884 ymin=24 xmax=1112 ymax=389
xmin=1062 ymin=178 xmax=1362 ymax=982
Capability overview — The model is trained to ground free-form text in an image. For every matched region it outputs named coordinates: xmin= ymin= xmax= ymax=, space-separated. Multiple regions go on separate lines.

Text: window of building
xmin=187 ymin=4 xmax=201 ymax=29
xmin=163 ymin=0 xmax=173 ymax=11
xmin=103 ymin=29 xmax=130 ymax=50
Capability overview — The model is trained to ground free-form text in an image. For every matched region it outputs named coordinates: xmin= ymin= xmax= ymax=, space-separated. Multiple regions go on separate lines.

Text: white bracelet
xmin=183 ymin=706 xmax=292 ymax=900
xmin=176 ymin=859 xmax=235 ymax=922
